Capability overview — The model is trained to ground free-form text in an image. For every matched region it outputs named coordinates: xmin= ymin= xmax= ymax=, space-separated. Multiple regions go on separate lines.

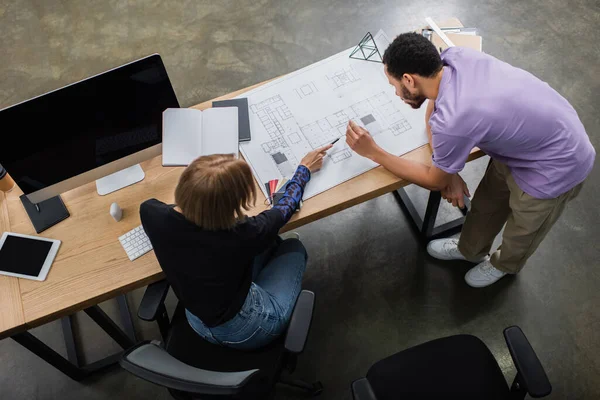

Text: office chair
xmin=120 ymin=280 xmax=323 ymax=399
xmin=351 ymin=326 xmax=552 ymax=400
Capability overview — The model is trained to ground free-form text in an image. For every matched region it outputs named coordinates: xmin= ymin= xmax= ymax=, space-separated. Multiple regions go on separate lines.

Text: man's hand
xmin=346 ymin=120 xmax=381 ymax=160
xmin=441 ymin=174 xmax=470 ymax=208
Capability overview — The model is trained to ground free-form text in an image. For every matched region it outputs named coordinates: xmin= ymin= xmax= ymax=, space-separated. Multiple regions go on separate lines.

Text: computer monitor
xmin=0 ymin=54 xmax=179 ymax=205
xmin=0 ymin=54 xmax=179 ymax=232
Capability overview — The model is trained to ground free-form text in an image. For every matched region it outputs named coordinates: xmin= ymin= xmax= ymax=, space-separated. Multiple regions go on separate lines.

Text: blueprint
xmin=238 ymin=30 xmax=428 ymax=200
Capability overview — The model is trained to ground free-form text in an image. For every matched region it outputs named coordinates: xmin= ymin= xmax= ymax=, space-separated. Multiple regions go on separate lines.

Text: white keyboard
xmin=119 ymin=225 xmax=153 ymax=261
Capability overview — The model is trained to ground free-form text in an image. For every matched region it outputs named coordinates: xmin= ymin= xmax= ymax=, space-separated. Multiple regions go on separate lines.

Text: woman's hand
xmin=300 ymin=144 xmax=333 ymax=173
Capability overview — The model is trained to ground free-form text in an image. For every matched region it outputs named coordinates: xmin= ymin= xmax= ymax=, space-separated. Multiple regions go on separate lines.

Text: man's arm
xmin=370 ymin=145 xmax=451 ymax=191
xmin=425 ymin=99 xmax=434 ymax=148
xmin=346 ymin=121 xmax=451 ymax=191
xmin=423 ymin=100 xmax=471 ymax=207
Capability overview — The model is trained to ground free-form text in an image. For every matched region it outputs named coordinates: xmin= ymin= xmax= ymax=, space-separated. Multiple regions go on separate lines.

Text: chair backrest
xmin=352 ymin=378 xmax=378 ymax=400
xmin=120 ymin=341 xmax=260 ymax=396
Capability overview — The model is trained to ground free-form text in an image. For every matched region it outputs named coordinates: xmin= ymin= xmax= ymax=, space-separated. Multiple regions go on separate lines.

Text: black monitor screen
xmin=0 ymin=55 xmax=179 ymax=194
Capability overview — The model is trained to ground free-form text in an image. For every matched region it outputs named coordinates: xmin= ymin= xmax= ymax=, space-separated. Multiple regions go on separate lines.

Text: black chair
xmin=120 ymin=280 xmax=323 ymax=399
xmin=352 ymin=326 xmax=551 ymax=400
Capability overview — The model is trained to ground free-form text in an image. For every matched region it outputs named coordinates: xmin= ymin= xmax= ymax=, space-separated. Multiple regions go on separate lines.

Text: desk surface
xmin=0 ymin=18 xmax=483 ymax=339
xmin=0 ymin=192 xmax=25 ymax=337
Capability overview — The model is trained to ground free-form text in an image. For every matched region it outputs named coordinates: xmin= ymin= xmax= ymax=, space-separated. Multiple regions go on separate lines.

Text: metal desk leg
xmin=394 ymin=187 xmax=470 ymax=241
xmin=10 ymin=294 xmax=136 ymax=381
xmin=84 ymin=304 xmax=135 ymax=350
xmin=61 ymin=315 xmax=81 ymax=366
xmin=117 ymin=293 xmax=137 ymax=342
xmin=11 ymin=331 xmax=85 ymax=381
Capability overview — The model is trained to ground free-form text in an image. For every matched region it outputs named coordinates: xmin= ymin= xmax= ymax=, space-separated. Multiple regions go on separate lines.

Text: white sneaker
xmin=464 ymin=259 xmax=508 ymax=288
xmin=426 ymin=238 xmax=485 ymax=262
xmin=279 ymin=231 xmax=300 ymax=241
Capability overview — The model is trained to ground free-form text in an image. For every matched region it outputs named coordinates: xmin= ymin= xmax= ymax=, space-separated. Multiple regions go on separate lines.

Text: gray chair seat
xmin=120 ymin=281 xmax=322 ymax=400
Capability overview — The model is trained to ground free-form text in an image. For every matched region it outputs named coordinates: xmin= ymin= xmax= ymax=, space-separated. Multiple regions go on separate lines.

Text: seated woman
xmin=140 ymin=144 xmax=331 ymax=350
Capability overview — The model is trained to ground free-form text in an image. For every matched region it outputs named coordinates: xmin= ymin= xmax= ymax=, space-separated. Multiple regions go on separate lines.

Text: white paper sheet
xmin=238 ymin=30 xmax=429 ymax=199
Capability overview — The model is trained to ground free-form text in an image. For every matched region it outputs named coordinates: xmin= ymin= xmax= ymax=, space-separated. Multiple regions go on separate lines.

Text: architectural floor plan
xmin=238 ymin=30 xmax=428 ymax=200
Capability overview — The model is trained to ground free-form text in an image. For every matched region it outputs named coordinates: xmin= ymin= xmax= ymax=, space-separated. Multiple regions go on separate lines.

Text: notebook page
xmin=201 ymin=107 xmax=239 ymax=157
xmin=162 ymin=108 xmax=203 ymax=166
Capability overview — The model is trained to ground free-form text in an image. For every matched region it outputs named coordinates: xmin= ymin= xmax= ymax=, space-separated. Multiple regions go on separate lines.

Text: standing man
xmin=345 ymin=32 xmax=595 ymax=288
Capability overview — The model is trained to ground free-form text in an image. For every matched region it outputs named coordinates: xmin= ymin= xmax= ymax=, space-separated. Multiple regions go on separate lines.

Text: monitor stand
xmin=96 ymin=164 xmax=145 ymax=196
xmin=20 ymin=195 xmax=70 ymax=233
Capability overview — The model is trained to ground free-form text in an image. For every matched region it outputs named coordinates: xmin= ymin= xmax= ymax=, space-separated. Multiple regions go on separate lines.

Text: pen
xmin=331 ymin=136 xmax=342 ymax=145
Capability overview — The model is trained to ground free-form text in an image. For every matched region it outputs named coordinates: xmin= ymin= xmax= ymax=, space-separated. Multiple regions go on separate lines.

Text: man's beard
xmin=401 ymin=84 xmax=427 ymax=109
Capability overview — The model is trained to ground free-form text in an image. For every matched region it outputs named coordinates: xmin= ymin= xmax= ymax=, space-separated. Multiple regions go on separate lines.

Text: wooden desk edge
xmin=0 ymin=324 xmax=27 ymax=341
xmin=0 ymin=191 xmax=10 ymax=235
xmin=25 ymin=271 xmax=165 ymax=329
xmin=0 ymin=191 xmax=27 ymax=339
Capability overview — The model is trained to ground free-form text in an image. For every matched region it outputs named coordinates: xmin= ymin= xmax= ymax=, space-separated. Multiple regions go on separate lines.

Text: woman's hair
xmin=174 ymin=154 xmax=256 ymax=230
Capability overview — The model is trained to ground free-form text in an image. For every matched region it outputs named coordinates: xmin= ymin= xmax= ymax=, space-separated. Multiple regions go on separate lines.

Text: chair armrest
xmin=138 ymin=280 xmax=170 ymax=321
xmin=351 ymin=378 xmax=378 ymax=400
xmin=284 ymin=290 xmax=315 ymax=354
xmin=120 ymin=341 xmax=259 ymax=395
xmin=504 ymin=326 xmax=552 ymax=398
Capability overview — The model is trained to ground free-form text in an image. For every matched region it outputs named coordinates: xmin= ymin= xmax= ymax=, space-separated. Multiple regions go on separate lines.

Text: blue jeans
xmin=186 ymin=238 xmax=307 ymax=350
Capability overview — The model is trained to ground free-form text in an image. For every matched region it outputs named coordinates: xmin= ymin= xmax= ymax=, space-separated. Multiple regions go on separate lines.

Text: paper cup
xmin=0 ymin=171 xmax=16 ymax=192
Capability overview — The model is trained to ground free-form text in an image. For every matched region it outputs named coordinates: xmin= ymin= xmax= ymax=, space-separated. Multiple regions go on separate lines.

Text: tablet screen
xmin=0 ymin=235 xmax=53 ymax=277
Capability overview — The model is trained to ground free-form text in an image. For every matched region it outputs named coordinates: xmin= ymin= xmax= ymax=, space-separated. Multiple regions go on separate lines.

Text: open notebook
xmin=162 ymin=107 xmax=239 ymax=166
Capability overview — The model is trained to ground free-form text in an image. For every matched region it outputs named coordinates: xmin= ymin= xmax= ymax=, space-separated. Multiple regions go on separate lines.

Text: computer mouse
xmin=110 ymin=202 xmax=123 ymax=222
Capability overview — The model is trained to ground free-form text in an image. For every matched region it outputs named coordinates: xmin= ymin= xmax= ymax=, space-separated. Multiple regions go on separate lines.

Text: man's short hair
xmin=382 ymin=32 xmax=443 ymax=79
xmin=175 ymin=154 xmax=256 ymax=230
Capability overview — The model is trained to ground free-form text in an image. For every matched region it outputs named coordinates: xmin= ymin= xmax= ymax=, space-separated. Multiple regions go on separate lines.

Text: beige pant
xmin=458 ymin=160 xmax=583 ymax=274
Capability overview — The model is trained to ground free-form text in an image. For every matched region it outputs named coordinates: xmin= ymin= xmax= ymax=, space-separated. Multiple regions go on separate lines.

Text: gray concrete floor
xmin=1 ymin=0 xmax=599 ymax=399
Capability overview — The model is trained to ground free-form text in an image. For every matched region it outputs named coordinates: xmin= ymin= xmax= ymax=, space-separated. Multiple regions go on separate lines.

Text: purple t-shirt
xmin=429 ymin=47 xmax=595 ymax=199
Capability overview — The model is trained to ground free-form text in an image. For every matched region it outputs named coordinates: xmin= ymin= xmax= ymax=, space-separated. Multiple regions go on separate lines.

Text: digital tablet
xmin=0 ymin=232 xmax=61 ymax=281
